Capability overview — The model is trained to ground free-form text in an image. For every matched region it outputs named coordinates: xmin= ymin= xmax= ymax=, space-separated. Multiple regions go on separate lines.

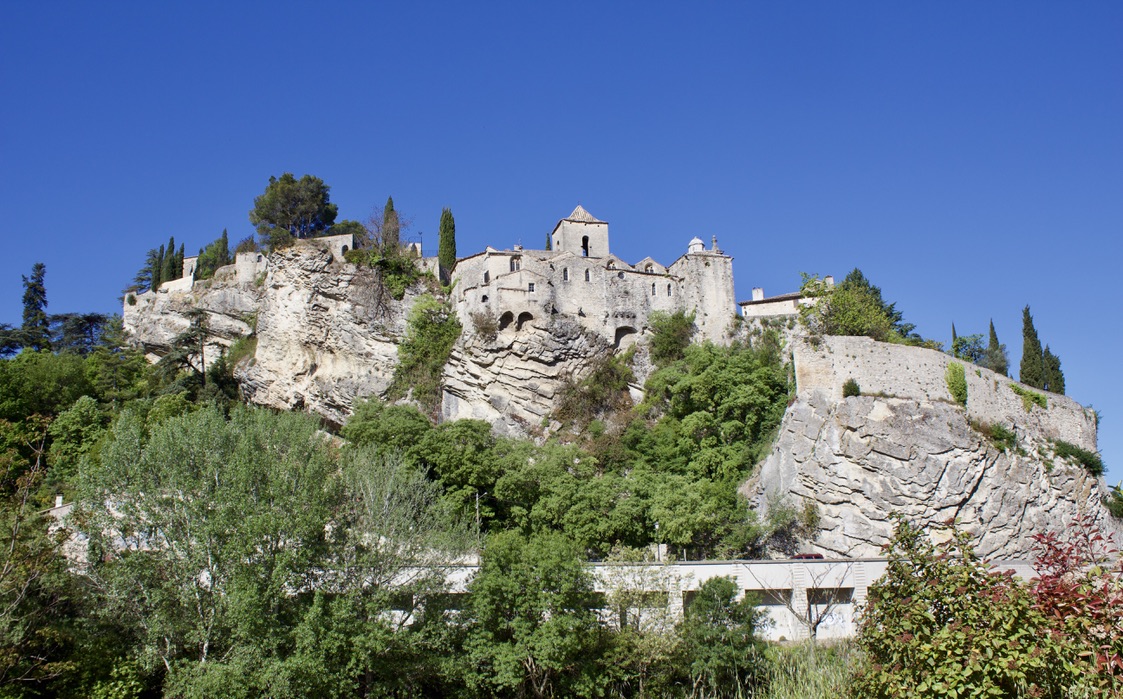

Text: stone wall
xmin=793 ymin=335 xmax=1098 ymax=451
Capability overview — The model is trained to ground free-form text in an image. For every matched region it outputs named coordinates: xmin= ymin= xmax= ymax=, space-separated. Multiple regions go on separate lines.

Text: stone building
xmin=451 ymin=206 xmax=737 ymax=346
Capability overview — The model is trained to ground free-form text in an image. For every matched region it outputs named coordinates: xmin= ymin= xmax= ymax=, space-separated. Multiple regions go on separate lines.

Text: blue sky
xmin=2 ymin=3 xmax=1120 ymax=483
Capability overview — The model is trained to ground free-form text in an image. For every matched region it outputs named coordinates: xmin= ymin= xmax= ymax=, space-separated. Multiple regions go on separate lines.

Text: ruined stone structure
xmin=451 ymin=206 xmax=737 ymax=347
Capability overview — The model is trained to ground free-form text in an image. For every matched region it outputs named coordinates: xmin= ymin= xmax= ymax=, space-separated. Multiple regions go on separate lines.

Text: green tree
xmin=1019 ymin=305 xmax=1045 ymax=389
xmin=983 ymin=319 xmax=1008 ymax=376
xmin=462 ymin=531 xmax=603 ymax=698
xmin=387 ymin=294 xmax=461 ymax=414
xmin=438 ymin=207 xmax=456 ymax=283
xmin=77 ymin=406 xmax=342 ymax=677
xmin=382 ymin=196 xmax=400 ymax=254
xmin=678 ymin=576 xmax=766 ymax=697
xmin=160 ymin=236 xmax=178 ymax=283
xmin=951 ymin=333 xmax=985 ymax=364
xmin=194 ymin=229 xmax=232 ymax=280
xmin=648 ymin=311 xmax=696 ymax=368
xmin=851 ymin=517 xmax=1077 ymax=698
xmin=950 ymin=322 xmax=957 ymax=353
xmin=50 ymin=312 xmax=108 ymax=356
xmin=1043 ymin=345 xmax=1065 ymax=395
xmin=249 ymin=173 xmax=339 ymax=250
xmin=20 ymin=263 xmax=50 ymax=352
xmin=840 ymin=268 xmax=917 ymax=338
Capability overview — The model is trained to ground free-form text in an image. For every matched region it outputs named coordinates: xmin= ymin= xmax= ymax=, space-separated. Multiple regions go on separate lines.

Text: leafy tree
xmin=983 ymin=319 xmax=1008 ymax=376
xmin=839 ymin=268 xmax=917 ymax=339
xmin=1043 ymin=344 xmax=1065 ymax=395
xmin=135 ymin=245 xmax=164 ymax=292
xmin=462 ymin=531 xmax=603 ymax=698
xmin=77 ymin=406 xmax=342 ymax=677
xmin=85 ymin=316 xmax=152 ymax=409
xmin=0 ymin=351 xmax=92 ymax=424
xmin=20 ymin=263 xmax=50 ymax=352
xmin=46 ymin=395 xmax=106 ymax=487
xmin=799 ymin=273 xmax=894 ymax=342
xmin=382 ymin=196 xmax=400 ymax=254
xmin=851 ymin=517 xmax=1078 ymax=698
xmin=678 ymin=576 xmax=766 ymax=697
xmin=340 ymin=399 xmax=433 ymax=461
xmin=648 ymin=311 xmax=696 ymax=368
xmin=1020 ymin=305 xmax=1045 ymax=389
xmin=951 ymin=333 xmax=984 ymax=364
xmin=249 ymin=173 xmax=339 ymax=250
xmin=232 ymin=236 xmax=259 ymax=255
xmin=194 ymin=229 xmax=232 ymax=280
xmin=438 ymin=207 xmax=456 ymax=282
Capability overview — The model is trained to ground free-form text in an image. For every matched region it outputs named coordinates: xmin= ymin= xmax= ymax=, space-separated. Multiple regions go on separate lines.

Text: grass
xmin=1010 ymin=383 xmax=1047 ymax=412
xmin=753 ymin=642 xmax=857 ymax=699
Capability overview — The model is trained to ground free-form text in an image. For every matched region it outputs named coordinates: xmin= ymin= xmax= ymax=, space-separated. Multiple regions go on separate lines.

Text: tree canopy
xmin=249 ymin=173 xmax=339 ymax=250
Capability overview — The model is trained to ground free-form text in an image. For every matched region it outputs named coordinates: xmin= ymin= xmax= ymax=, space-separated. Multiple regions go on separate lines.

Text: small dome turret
xmin=687 ymin=236 xmax=705 ymax=254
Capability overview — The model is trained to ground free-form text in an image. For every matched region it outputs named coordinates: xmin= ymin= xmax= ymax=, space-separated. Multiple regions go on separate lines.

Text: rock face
xmin=124 ymin=240 xmax=615 ymax=433
xmin=747 ymin=337 xmax=1116 ymax=559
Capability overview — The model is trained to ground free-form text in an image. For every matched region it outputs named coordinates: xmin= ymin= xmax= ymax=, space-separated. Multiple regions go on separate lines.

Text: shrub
xmin=126 ymin=293 xmax=137 ymax=306
xmin=554 ymin=350 xmax=635 ymax=426
xmin=226 ymin=335 xmax=257 ymax=367
xmin=648 ymin=310 xmax=696 ymax=367
xmin=842 ymin=378 xmax=860 ymax=398
xmin=469 ymin=311 xmax=498 ymax=342
xmin=1010 ymin=383 xmax=1048 ymax=412
xmin=945 ymin=361 xmax=967 ymax=407
xmin=1051 ymin=439 xmax=1104 ymax=477
xmin=388 ymin=294 xmax=462 ymax=414
xmin=1104 ymin=483 xmax=1123 ymax=519
xmin=851 ymin=517 xmax=1078 ymax=698
xmin=969 ymin=419 xmax=1017 ymax=452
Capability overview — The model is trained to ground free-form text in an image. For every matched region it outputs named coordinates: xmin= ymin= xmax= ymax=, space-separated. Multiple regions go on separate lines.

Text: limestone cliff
xmin=747 ymin=336 xmax=1116 ymax=559
xmin=124 ymin=240 xmax=615 ymax=433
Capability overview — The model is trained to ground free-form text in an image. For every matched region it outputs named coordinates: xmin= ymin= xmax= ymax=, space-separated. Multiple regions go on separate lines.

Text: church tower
xmin=551 ymin=205 xmax=610 ymax=258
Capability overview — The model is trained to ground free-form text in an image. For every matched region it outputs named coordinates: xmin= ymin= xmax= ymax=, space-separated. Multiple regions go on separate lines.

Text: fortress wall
xmin=794 ymin=336 xmax=1098 ymax=451
xmin=669 ymin=252 xmax=737 ymax=343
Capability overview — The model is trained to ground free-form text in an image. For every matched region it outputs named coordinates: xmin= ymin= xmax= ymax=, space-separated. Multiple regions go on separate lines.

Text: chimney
xmin=825 ymin=275 xmax=835 ymax=287
xmin=752 ymin=287 xmax=764 ymax=301
xmin=55 ymin=494 xmax=63 ymax=508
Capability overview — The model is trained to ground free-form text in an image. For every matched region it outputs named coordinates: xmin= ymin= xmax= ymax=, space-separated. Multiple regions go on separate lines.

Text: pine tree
xmin=1043 ymin=345 xmax=1065 ymax=395
xmin=1019 ymin=305 xmax=1045 ymax=389
xmin=984 ymin=319 xmax=1008 ymax=376
xmin=951 ymin=323 xmax=958 ymax=357
xmin=438 ymin=207 xmax=457 ymax=282
xmin=382 ymin=196 xmax=400 ymax=254
xmin=20 ymin=262 xmax=50 ymax=351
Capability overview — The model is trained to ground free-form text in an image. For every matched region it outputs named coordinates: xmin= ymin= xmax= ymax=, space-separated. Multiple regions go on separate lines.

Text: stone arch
xmin=607 ymin=260 xmax=616 ymax=270
xmin=516 ymin=312 xmax=534 ymax=330
xmin=645 ymin=264 xmax=654 ymax=273
xmin=498 ymin=311 xmax=514 ymax=331
xmin=614 ymin=326 xmax=638 ymax=349
xmin=581 ymin=236 xmax=589 ymax=257
xmin=510 ymin=256 xmax=521 ymax=272
xmin=341 ymin=245 xmax=349 ymax=254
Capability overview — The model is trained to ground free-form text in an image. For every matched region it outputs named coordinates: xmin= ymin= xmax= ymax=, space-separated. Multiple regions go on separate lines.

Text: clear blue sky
xmin=2 ymin=3 xmax=1120 ymax=483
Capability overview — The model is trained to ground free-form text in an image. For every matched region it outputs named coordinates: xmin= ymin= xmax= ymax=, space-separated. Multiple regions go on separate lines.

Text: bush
xmin=842 ymin=378 xmax=860 ymax=398
xmin=387 ymin=294 xmax=461 ymax=414
xmin=554 ymin=350 xmax=635 ymax=426
xmin=851 ymin=517 xmax=1078 ymax=698
xmin=1051 ymin=439 xmax=1104 ymax=477
xmin=648 ymin=310 xmax=696 ymax=367
xmin=945 ymin=361 xmax=967 ymax=407
xmin=1105 ymin=483 xmax=1123 ymax=520
xmin=469 ymin=311 xmax=498 ymax=342
xmin=126 ymin=293 xmax=136 ymax=306
xmin=969 ymin=419 xmax=1017 ymax=452
xmin=1010 ymin=383 xmax=1048 ymax=412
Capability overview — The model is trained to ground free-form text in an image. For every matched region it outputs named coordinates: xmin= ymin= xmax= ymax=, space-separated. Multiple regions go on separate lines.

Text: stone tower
xmin=551 ymin=205 xmax=610 ymax=258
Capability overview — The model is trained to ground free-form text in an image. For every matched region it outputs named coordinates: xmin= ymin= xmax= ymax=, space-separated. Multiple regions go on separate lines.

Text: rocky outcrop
xmin=747 ymin=337 xmax=1116 ymax=559
xmin=124 ymin=242 xmax=613 ymax=433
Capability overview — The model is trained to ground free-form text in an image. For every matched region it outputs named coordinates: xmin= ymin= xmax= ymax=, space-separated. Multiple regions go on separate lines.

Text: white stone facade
xmin=452 ymin=206 xmax=737 ymax=346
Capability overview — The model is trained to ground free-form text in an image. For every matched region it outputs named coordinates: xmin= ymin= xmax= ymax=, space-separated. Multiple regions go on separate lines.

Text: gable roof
xmin=564 ymin=205 xmax=603 ymax=223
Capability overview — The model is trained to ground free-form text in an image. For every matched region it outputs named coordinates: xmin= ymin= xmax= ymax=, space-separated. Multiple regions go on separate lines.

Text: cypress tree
xmin=177 ymin=243 xmax=185 ymax=278
xmin=438 ymin=207 xmax=456 ymax=282
xmin=951 ymin=323 xmax=958 ymax=357
xmin=382 ymin=196 xmax=399 ymax=254
xmin=984 ymin=319 xmax=1008 ymax=376
xmin=219 ymin=229 xmax=231 ymax=267
xmin=162 ymin=236 xmax=178 ymax=281
xmin=1019 ymin=305 xmax=1045 ymax=389
xmin=545 ymin=233 xmax=552 ymax=251
xmin=1043 ymin=346 xmax=1065 ymax=395
xmin=20 ymin=262 xmax=50 ymax=351
xmin=152 ymin=245 xmax=165 ymax=291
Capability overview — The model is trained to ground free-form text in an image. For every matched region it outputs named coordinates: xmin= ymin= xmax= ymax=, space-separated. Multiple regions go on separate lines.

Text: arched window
xmin=341 ymin=245 xmax=349 ymax=254
xmin=607 ymin=260 xmax=616 ymax=270
xmin=651 ymin=283 xmax=656 ymax=296
xmin=581 ymin=236 xmax=589 ymax=257
xmin=563 ymin=268 xmax=569 ymax=281
xmin=584 ymin=269 xmax=591 ymax=282
xmin=667 ymin=284 xmax=672 ymax=296
xmin=645 ymin=264 xmax=653 ymax=273
xmin=510 ymin=256 xmax=521 ymax=272
xmin=484 ymin=271 xmax=490 ymax=284
xmin=481 ymin=295 xmax=488 ymax=303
